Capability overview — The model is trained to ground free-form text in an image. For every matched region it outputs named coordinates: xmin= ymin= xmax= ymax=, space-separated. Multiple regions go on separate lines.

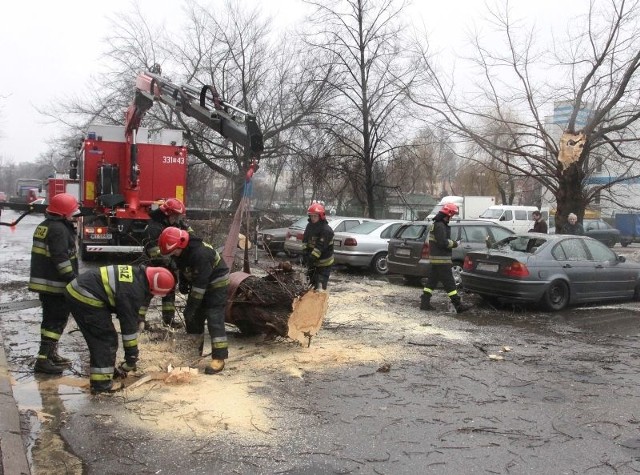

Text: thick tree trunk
xmin=225 ymin=263 xmax=309 ymax=338
xmin=555 ymin=162 xmax=586 ymax=230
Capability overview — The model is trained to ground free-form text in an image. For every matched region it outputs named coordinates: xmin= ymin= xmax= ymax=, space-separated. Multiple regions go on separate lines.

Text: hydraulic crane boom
xmin=126 ymin=68 xmax=264 ymax=157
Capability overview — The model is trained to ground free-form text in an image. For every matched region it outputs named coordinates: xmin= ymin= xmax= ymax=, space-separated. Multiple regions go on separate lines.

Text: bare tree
xmin=302 ymin=0 xmax=416 ymax=218
xmin=42 ymin=0 xmax=332 ymax=211
xmin=409 ymin=0 xmax=640 ymax=229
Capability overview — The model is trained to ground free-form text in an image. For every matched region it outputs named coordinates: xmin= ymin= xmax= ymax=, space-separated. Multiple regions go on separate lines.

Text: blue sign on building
xmin=553 ymin=102 xmax=592 ymax=128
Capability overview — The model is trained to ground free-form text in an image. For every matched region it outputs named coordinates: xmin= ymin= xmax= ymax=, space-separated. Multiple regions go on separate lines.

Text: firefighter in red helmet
xmin=63 ymin=265 xmax=174 ymax=394
xmin=302 ymin=202 xmax=334 ymax=291
xmin=158 ymin=227 xmax=230 ymax=375
xmin=142 ymin=197 xmax=192 ymax=328
xmin=420 ymin=203 xmax=472 ymax=314
xmin=28 ymin=193 xmax=80 ymax=374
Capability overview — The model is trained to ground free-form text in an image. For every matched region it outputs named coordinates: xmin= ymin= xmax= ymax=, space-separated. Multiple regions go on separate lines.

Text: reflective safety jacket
xmin=65 ymin=265 xmax=152 ymax=356
xmin=173 ymin=236 xmax=230 ymax=314
xmin=143 ymin=208 xmax=192 ymax=259
xmin=428 ymin=218 xmax=457 ymax=265
xmin=28 ymin=216 xmax=78 ymax=295
xmin=302 ymin=219 xmax=334 ymax=267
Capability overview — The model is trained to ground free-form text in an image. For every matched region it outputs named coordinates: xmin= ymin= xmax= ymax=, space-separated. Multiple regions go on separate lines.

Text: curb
xmin=0 ymin=328 xmax=31 ymax=475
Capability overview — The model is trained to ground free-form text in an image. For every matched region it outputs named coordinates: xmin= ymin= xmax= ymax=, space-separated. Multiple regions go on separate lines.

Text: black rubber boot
xmin=34 ymin=340 xmax=64 ymax=374
xmin=420 ymin=293 xmax=435 ymax=311
xmin=451 ymin=296 xmax=472 ymax=314
xmin=49 ymin=342 xmax=72 ymax=367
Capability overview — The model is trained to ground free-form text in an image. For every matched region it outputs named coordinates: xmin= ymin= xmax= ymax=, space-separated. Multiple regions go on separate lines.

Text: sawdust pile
xmin=113 ymin=276 xmax=469 ymax=442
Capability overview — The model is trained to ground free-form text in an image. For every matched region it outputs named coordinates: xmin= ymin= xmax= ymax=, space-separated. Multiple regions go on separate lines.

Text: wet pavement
xmin=2 ymin=210 xmax=640 ymax=474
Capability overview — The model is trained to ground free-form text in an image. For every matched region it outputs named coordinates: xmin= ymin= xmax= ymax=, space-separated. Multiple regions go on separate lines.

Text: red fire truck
xmin=70 ymin=66 xmax=263 ymax=260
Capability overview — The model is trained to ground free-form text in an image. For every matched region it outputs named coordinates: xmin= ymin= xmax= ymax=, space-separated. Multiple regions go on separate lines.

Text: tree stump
xmin=226 ymin=262 xmax=310 ymax=337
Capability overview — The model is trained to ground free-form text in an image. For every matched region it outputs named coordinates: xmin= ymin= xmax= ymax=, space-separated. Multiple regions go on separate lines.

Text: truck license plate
xmin=90 ymin=234 xmax=112 ymax=240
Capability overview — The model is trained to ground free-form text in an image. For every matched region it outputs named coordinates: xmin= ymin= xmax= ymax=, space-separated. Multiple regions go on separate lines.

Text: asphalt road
xmin=2 ymin=210 xmax=640 ymax=475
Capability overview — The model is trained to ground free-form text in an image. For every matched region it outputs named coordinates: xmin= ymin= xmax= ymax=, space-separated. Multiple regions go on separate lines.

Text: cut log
xmin=225 ymin=262 xmax=327 ymax=343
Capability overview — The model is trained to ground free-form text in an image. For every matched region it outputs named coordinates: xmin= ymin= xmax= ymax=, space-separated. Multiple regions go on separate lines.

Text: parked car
xmin=387 ymin=219 xmax=514 ymax=286
xmin=257 ymin=217 xmax=304 ymax=256
xmin=461 ymin=233 xmax=640 ymax=311
xmin=583 ymin=219 xmax=621 ymax=248
xmin=284 ymin=216 xmax=372 ymax=256
xmin=551 ymin=217 xmax=621 ymax=247
xmin=333 ymin=219 xmax=408 ymax=274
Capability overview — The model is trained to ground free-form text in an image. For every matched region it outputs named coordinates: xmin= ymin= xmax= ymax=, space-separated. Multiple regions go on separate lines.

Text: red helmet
xmin=145 ymin=266 xmax=175 ymax=296
xmin=441 ymin=202 xmax=459 ymax=217
xmin=158 ymin=227 xmax=190 ymax=255
xmin=160 ymin=198 xmax=186 ymax=216
xmin=46 ymin=193 xmax=80 ymax=218
xmin=308 ymin=203 xmax=326 ymax=220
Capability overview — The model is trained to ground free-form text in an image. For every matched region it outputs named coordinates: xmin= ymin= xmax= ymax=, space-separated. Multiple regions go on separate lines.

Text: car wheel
xmin=541 ymin=279 xmax=570 ymax=311
xmin=371 ymin=252 xmax=389 ymax=275
xmin=606 ymin=238 xmax=617 ymax=248
xmin=451 ymin=262 xmax=463 ymax=289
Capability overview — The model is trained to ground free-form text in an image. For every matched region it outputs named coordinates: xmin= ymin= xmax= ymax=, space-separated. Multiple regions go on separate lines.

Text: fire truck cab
xmin=77 ymin=125 xmax=187 ymax=259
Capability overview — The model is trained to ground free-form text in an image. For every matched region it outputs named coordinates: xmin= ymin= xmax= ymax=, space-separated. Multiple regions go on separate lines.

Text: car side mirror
xmin=617 ymin=255 xmax=626 ymax=263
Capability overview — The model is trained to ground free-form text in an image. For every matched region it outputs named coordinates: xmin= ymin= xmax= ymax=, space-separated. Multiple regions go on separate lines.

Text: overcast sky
xmin=0 ymin=0 xmax=587 ymax=164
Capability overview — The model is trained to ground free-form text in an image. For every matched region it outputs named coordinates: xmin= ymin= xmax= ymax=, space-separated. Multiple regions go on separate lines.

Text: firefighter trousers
xmin=185 ymin=285 xmax=229 ymax=360
xmin=66 ymin=299 xmax=119 ymax=391
xmin=39 ymin=293 xmax=71 ymax=341
xmin=424 ymin=263 xmax=457 ymax=296
xmin=307 ymin=265 xmax=332 ymax=290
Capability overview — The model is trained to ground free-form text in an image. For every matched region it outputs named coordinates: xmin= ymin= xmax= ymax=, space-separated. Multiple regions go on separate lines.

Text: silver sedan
xmin=333 ymin=220 xmax=408 ymax=274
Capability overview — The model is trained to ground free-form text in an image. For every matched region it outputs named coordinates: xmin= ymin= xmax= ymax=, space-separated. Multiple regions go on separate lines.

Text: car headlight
xmin=264 ymin=234 xmax=273 ymax=242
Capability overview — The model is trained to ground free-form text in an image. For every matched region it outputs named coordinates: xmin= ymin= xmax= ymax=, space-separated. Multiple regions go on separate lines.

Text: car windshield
xmin=290 ymin=217 xmax=309 ymax=229
xmin=479 ymin=209 xmax=503 ymax=219
xmin=493 ymin=236 xmax=547 ymax=253
xmin=346 ymin=221 xmax=384 ymax=234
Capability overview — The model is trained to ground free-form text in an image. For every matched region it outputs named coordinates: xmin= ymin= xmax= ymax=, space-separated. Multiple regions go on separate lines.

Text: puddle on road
xmin=13 ymin=378 xmax=86 ymax=475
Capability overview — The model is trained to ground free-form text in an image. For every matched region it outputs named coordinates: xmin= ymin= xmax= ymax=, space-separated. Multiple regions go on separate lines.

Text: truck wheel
xmin=621 ymin=240 xmax=631 ymax=248
xmin=371 ymin=252 xmax=389 ymax=275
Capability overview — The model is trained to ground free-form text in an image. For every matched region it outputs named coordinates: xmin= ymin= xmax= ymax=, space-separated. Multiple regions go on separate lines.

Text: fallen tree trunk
xmin=225 ymin=262 xmax=327 ymax=344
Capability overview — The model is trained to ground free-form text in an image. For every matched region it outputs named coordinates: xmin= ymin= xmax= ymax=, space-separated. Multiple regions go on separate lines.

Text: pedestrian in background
xmin=420 ymin=203 xmax=472 ymax=314
xmin=28 ymin=193 xmax=80 ymax=374
xmin=64 ymin=265 xmax=174 ymax=394
xmin=529 ymin=210 xmax=548 ymax=234
xmin=560 ymin=213 xmax=584 ymax=235
xmin=302 ymin=202 xmax=334 ymax=292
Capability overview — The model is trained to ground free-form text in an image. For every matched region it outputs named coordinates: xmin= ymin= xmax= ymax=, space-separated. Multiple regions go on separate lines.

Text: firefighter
xmin=420 ymin=203 xmax=472 ymax=314
xmin=64 ymin=265 xmax=174 ymax=394
xmin=158 ymin=227 xmax=230 ymax=375
xmin=302 ymin=202 xmax=334 ymax=291
xmin=28 ymin=193 xmax=80 ymax=374
xmin=142 ymin=198 xmax=192 ymax=328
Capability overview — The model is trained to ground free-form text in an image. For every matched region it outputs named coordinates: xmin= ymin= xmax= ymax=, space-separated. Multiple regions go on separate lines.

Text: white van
xmin=478 ymin=205 xmax=547 ymax=233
